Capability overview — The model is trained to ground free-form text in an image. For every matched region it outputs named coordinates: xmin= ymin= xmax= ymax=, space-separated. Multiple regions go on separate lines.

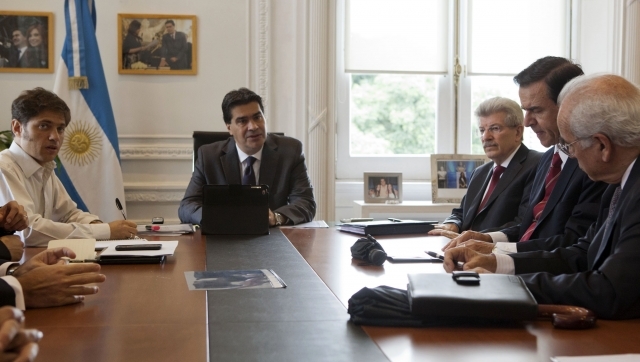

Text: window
xmin=337 ymin=0 xmax=570 ymax=180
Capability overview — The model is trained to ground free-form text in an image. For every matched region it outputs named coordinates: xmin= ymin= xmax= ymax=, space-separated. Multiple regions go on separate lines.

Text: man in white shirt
xmin=0 ymin=88 xmax=137 ymax=247
xmin=444 ymin=74 xmax=640 ymax=319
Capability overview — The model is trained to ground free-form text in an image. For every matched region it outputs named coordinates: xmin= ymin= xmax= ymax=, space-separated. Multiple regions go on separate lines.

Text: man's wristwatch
xmin=274 ymin=213 xmax=285 ymax=226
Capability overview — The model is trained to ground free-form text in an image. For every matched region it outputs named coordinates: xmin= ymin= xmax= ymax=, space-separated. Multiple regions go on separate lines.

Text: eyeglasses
xmin=477 ymin=125 xmax=514 ymax=136
xmin=558 ymin=135 xmax=593 ymax=157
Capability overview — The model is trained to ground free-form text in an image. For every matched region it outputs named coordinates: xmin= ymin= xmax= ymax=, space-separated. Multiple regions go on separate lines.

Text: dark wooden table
xmin=23 ymin=232 xmax=207 ymax=362
xmin=19 ymin=227 xmax=640 ymax=361
xmin=282 ymin=227 xmax=640 ymax=362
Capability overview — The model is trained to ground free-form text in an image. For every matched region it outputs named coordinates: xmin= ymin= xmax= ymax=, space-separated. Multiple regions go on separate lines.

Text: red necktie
xmin=477 ymin=165 xmax=506 ymax=214
xmin=520 ymin=152 xmax=562 ymax=241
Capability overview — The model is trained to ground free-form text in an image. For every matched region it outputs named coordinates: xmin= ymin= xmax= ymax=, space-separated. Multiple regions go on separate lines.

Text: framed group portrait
xmin=364 ymin=172 xmax=402 ymax=204
xmin=431 ymin=154 xmax=489 ymax=203
xmin=118 ymin=14 xmax=197 ymax=75
xmin=0 ymin=11 xmax=53 ymax=73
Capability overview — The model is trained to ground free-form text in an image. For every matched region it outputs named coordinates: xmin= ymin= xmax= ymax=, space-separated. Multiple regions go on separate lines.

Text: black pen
xmin=115 ymin=198 xmax=126 ymax=220
xmin=388 ymin=218 xmax=402 ymax=222
xmin=426 ymin=251 xmax=464 ymax=269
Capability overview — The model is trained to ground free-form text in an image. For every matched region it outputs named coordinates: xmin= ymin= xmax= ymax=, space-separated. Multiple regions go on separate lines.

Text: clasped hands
xmin=429 ymin=228 xmax=499 ymax=274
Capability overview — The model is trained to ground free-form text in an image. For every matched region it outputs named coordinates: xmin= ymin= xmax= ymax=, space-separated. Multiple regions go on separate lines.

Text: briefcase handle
xmin=538 ymin=304 xmax=596 ymax=329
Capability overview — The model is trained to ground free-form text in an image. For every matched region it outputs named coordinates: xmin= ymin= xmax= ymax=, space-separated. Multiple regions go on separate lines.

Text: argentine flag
xmin=53 ymin=0 xmax=126 ymax=222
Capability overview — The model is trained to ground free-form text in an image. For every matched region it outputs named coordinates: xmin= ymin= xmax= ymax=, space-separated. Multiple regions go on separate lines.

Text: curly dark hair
xmin=11 ymin=87 xmax=70 ymax=125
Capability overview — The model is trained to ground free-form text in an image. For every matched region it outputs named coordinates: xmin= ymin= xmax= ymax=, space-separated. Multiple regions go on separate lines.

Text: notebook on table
xmin=337 ymin=219 xmax=436 ymax=236
xmin=201 ymin=184 xmax=270 ymax=235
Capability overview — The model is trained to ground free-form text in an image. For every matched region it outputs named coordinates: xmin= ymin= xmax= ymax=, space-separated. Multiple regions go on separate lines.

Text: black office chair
xmin=192 ymin=131 xmax=283 ymax=170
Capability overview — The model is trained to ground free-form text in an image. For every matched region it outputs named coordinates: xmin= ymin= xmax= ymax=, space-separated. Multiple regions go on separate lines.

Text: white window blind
xmin=345 ymin=0 xmax=449 ymax=74
xmin=466 ymin=0 xmax=569 ymax=75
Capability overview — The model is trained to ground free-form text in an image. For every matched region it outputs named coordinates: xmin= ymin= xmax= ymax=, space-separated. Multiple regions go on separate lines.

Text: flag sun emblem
xmin=60 ymin=121 xmax=102 ymax=166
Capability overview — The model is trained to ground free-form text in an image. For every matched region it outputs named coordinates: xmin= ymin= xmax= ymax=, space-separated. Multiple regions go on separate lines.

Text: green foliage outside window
xmin=350 ymin=74 xmax=436 ymax=155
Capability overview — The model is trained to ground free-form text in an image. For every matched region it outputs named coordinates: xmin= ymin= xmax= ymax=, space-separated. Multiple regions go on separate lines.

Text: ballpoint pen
xmin=426 ymin=251 xmax=465 ymax=269
xmin=388 ymin=218 xmax=402 ymax=222
xmin=115 ymin=198 xmax=126 ymax=220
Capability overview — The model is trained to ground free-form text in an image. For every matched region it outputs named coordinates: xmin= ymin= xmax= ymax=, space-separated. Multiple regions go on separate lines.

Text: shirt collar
xmin=235 ymin=144 xmax=263 ymax=163
xmin=553 ymin=144 xmax=569 ymax=165
xmin=495 ymin=144 xmax=521 ymax=169
xmin=9 ymin=142 xmax=56 ymax=178
xmin=621 ymin=158 xmax=636 ymax=189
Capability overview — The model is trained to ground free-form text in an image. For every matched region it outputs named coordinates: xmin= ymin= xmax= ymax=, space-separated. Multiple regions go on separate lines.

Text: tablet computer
xmin=201 ymin=184 xmax=270 ymax=235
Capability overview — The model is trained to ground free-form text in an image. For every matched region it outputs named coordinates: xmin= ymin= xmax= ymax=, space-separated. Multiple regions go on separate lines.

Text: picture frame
xmin=118 ymin=14 xmax=197 ymax=75
xmin=0 ymin=11 xmax=54 ymax=73
xmin=364 ymin=172 xmax=402 ymax=204
xmin=431 ymin=154 xmax=490 ymax=203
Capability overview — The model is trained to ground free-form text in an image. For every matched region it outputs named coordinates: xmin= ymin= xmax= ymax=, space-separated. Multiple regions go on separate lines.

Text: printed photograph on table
xmin=431 ymin=154 xmax=489 ymax=203
xmin=364 ymin=172 xmax=402 ymax=203
xmin=0 ymin=11 xmax=53 ymax=73
xmin=185 ymin=269 xmax=286 ymax=291
xmin=118 ymin=14 xmax=197 ymax=75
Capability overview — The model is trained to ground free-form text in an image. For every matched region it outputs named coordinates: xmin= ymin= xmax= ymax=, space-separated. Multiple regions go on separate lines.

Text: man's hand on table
xmin=443 ymin=247 xmax=497 ymax=274
xmin=442 ymin=230 xmax=492 ymax=251
xmin=0 ymin=306 xmax=41 ymax=362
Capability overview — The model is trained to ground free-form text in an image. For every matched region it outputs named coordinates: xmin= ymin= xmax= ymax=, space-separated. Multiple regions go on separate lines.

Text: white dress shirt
xmin=0 ymin=143 xmax=110 ymax=247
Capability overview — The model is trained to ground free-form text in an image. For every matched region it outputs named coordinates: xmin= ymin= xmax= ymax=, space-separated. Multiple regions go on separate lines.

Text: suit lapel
xmin=592 ymin=159 xmax=640 ymax=267
xmin=537 ymin=157 xmax=578 ymax=223
xmin=220 ymin=139 xmax=242 ymax=184
xmin=529 ymin=149 xmax=553 ymax=205
xmin=465 ymin=163 xmax=493 ymax=222
xmin=258 ymin=135 xmax=279 ymax=188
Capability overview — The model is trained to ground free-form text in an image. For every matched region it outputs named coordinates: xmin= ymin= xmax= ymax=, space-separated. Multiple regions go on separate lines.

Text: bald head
xmin=558 ymin=74 xmax=640 ymax=148
xmin=557 ymin=74 xmax=640 ymax=183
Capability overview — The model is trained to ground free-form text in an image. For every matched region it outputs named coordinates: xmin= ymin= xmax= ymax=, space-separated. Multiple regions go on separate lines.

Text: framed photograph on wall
xmin=364 ymin=172 xmax=402 ymax=204
xmin=0 ymin=11 xmax=53 ymax=73
xmin=118 ymin=14 xmax=197 ymax=75
xmin=431 ymin=154 xmax=489 ymax=203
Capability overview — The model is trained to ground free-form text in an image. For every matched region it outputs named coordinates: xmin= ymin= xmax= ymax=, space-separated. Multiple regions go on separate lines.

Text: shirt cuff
xmin=494 ymin=254 xmax=516 ymax=275
xmin=90 ymin=223 xmax=112 ymax=240
xmin=488 ymin=231 xmax=508 ymax=244
xmin=493 ymin=242 xmax=517 ymax=254
xmin=1 ymin=276 xmax=25 ymax=310
xmin=0 ymin=262 xmax=16 ymax=275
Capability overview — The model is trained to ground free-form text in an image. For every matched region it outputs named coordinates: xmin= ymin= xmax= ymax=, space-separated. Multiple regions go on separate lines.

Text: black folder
xmin=337 ymin=219 xmax=436 ymax=236
xmin=407 ymin=272 xmax=538 ymax=321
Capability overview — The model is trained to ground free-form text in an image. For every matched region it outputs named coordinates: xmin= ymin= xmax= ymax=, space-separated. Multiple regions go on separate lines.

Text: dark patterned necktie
xmin=477 ymin=165 xmax=506 ymax=214
xmin=242 ymin=156 xmax=256 ymax=185
xmin=605 ymin=186 xmax=622 ymax=229
xmin=520 ymin=152 xmax=562 ymax=241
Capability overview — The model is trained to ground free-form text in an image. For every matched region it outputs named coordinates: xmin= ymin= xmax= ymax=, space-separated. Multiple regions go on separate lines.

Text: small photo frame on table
xmin=0 ymin=11 xmax=54 ymax=73
xmin=431 ymin=154 xmax=489 ymax=203
xmin=118 ymin=14 xmax=197 ymax=75
xmin=364 ymin=172 xmax=402 ymax=204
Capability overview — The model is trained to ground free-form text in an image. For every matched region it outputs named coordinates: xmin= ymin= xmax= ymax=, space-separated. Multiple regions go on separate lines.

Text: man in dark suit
xmin=159 ymin=20 xmax=189 ymax=70
xmin=430 ymin=97 xmax=541 ymax=234
xmin=179 ymin=87 xmax=316 ymax=226
xmin=6 ymin=29 xmax=31 ymax=68
xmin=443 ymin=57 xmax=607 ymax=253
xmin=445 ymin=74 xmax=640 ymax=319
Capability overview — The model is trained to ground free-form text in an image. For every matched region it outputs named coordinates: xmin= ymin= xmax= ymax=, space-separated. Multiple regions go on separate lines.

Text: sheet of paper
xmin=48 ymin=239 xmax=96 ymax=260
xmin=98 ymin=240 xmax=179 ymax=257
xmin=552 ymin=355 xmax=640 ymax=362
xmin=281 ymin=220 xmax=329 ymax=229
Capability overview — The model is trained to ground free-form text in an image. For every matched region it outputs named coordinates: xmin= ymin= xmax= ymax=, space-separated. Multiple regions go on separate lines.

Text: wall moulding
xmin=120 ymin=145 xmax=192 ymax=160
xmin=124 ymin=182 xmax=187 ymax=203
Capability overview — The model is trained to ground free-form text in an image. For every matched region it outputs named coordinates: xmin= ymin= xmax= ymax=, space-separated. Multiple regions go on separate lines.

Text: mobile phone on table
xmin=115 ymin=244 xmax=162 ymax=251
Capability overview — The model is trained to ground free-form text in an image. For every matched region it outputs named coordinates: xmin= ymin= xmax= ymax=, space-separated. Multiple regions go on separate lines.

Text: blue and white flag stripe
xmin=54 ymin=0 xmax=126 ymax=222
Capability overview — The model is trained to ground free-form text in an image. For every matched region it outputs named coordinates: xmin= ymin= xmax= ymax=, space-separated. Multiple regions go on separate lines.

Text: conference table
xmin=22 ymin=227 xmax=640 ymax=361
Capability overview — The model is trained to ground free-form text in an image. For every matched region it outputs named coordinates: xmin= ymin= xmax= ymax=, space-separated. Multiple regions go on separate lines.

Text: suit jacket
xmin=499 ymin=148 xmax=607 ymax=250
xmin=179 ymin=134 xmax=316 ymax=225
xmin=7 ymin=47 xmax=36 ymax=68
xmin=0 ymin=258 xmax=15 ymax=308
xmin=161 ymin=31 xmax=188 ymax=69
xmin=443 ymin=145 xmax=541 ymax=232
xmin=513 ymin=158 xmax=640 ymax=319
